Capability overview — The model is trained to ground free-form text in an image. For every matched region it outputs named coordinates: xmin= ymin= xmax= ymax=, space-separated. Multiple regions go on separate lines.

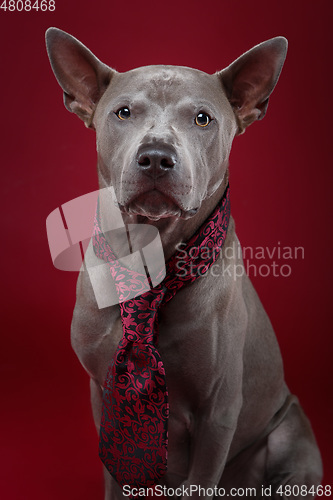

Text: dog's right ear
xmin=45 ymin=28 xmax=114 ymax=128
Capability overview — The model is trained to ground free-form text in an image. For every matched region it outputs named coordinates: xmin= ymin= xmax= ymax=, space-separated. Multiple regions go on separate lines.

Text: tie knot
xmin=120 ymin=288 xmax=165 ymax=344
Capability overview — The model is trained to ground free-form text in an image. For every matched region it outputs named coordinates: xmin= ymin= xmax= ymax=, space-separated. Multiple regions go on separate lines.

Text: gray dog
xmin=46 ymin=28 xmax=322 ymax=499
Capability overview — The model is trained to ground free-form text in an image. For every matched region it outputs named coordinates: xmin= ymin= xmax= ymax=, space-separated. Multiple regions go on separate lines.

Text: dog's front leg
xmin=181 ymin=391 xmax=243 ymax=500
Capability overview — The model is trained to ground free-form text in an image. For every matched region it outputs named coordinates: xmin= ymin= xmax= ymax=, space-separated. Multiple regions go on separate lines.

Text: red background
xmin=1 ymin=1 xmax=332 ymax=498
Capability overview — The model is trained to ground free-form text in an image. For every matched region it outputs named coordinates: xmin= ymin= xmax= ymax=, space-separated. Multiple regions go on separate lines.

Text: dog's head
xmin=46 ymin=28 xmax=287 ymax=222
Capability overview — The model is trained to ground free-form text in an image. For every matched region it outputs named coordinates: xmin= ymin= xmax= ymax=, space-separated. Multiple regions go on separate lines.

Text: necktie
xmin=93 ymin=185 xmax=230 ymax=489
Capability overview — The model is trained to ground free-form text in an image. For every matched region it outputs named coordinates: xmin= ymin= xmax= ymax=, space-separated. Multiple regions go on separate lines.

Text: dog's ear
xmin=45 ymin=27 xmax=114 ymax=128
xmin=219 ymin=37 xmax=287 ymax=134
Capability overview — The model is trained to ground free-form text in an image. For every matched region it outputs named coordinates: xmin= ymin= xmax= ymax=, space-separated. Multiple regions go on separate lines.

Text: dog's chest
xmin=157 ymin=281 xmax=228 ymax=419
xmin=84 ymin=280 xmax=223 ymax=405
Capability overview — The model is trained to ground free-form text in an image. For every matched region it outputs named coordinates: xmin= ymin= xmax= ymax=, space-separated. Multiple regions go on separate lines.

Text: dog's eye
xmin=116 ymin=107 xmax=131 ymax=120
xmin=195 ymin=112 xmax=211 ymax=127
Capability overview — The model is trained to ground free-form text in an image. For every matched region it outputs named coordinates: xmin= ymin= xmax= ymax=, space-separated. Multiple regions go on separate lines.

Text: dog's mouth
xmin=117 ymin=189 xmax=199 ymax=221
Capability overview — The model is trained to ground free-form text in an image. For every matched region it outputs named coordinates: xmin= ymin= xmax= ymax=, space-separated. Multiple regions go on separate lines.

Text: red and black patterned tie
xmin=93 ymin=185 xmax=230 ymax=489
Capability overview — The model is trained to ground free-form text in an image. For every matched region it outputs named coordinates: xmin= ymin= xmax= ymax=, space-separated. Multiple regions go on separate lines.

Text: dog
xmin=46 ymin=28 xmax=323 ymax=499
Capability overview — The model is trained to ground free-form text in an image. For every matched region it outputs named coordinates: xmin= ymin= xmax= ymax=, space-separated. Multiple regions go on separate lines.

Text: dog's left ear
xmin=219 ymin=37 xmax=288 ymax=134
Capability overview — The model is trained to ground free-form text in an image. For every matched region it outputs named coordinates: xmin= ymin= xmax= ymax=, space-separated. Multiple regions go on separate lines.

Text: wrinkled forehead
xmin=105 ymin=65 xmax=226 ymax=106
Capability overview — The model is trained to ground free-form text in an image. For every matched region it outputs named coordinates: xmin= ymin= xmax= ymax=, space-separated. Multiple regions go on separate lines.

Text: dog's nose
xmin=136 ymin=144 xmax=176 ymax=178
